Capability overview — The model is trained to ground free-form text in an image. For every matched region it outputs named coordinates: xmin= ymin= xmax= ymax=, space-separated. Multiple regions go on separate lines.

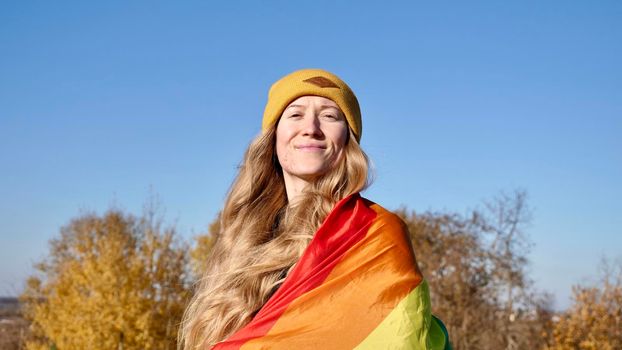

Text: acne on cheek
xmin=281 ymin=153 xmax=289 ymax=165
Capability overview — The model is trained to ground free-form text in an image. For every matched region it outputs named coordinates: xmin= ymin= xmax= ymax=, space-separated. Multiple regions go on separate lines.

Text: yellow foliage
xmin=547 ymin=263 xmax=622 ymax=350
xmin=20 ymin=209 xmax=191 ymax=350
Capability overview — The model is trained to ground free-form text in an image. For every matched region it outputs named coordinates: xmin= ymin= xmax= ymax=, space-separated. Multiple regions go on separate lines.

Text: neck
xmin=283 ymin=172 xmax=311 ymax=204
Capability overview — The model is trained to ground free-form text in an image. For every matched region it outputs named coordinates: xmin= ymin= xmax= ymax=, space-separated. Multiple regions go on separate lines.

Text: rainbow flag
xmin=214 ymin=193 xmax=450 ymax=349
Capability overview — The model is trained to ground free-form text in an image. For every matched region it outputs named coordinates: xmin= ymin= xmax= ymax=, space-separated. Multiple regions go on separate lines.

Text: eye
xmin=322 ymin=114 xmax=338 ymax=120
xmin=287 ymin=113 xmax=302 ymax=119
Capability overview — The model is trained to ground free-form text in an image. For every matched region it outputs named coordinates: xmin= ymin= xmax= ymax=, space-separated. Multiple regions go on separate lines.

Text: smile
xmin=295 ymin=145 xmax=326 ymax=151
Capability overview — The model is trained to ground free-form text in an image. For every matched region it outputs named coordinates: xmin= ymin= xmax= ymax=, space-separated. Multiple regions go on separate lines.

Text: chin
xmin=295 ymin=167 xmax=330 ymax=180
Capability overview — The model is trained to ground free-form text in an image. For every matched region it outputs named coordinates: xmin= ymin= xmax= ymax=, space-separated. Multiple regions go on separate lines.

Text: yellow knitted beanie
xmin=262 ymin=68 xmax=362 ymax=141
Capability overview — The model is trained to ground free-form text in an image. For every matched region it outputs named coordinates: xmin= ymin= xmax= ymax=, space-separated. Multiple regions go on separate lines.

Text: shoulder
xmin=358 ymin=195 xmax=420 ymax=268
xmin=359 ymin=196 xmax=410 ymax=234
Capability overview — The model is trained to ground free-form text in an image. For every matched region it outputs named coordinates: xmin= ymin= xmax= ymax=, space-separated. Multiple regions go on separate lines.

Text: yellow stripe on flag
xmin=354 ymin=281 xmax=432 ymax=350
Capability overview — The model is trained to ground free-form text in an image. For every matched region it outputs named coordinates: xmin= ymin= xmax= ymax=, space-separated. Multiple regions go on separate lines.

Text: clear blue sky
xmin=1 ymin=1 xmax=620 ymax=310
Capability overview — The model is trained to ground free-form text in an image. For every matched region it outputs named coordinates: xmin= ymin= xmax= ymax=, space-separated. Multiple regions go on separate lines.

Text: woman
xmin=180 ymin=69 xmax=450 ymax=349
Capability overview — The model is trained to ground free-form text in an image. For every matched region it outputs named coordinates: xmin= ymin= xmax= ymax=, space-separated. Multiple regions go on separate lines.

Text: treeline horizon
xmin=6 ymin=189 xmax=621 ymax=349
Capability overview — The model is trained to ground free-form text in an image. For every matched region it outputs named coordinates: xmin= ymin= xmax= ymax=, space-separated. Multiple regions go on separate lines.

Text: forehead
xmin=286 ymin=95 xmax=340 ymax=109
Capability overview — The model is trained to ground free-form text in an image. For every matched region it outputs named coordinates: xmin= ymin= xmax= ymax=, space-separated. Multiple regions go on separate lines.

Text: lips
xmin=294 ymin=144 xmax=326 ymax=152
xmin=295 ymin=144 xmax=326 ymax=151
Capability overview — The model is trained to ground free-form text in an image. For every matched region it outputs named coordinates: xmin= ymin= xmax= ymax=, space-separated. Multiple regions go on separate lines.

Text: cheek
xmin=330 ymin=126 xmax=349 ymax=154
xmin=275 ymin=140 xmax=288 ymax=166
xmin=275 ymin=127 xmax=292 ymax=166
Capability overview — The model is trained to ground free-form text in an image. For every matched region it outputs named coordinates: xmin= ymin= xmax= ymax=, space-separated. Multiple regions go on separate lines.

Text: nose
xmin=301 ymin=113 xmax=323 ymax=138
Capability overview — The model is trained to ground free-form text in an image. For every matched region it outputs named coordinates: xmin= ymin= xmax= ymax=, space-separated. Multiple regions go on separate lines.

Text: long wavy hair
xmin=179 ymin=123 xmax=371 ymax=349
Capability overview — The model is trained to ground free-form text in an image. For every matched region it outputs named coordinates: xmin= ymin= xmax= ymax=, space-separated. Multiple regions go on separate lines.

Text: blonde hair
xmin=179 ymin=125 xmax=370 ymax=349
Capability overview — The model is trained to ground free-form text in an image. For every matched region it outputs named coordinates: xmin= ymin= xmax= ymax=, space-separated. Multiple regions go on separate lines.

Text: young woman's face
xmin=276 ymin=96 xmax=349 ymax=183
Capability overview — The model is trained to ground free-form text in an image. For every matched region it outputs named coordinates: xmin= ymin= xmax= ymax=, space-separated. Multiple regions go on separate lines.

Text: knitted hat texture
xmin=262 ymin=68 xmax=362 ymax=141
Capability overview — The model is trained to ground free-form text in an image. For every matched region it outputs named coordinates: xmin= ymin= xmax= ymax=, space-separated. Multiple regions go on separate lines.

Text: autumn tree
xmin=20 ymin=202 xmax=191 ymax=350
xmin=396 ymin=189 xmax=552 ymax=350
xmin=547 ymin=259 xmax=622 ymax=350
